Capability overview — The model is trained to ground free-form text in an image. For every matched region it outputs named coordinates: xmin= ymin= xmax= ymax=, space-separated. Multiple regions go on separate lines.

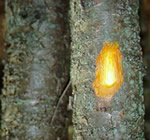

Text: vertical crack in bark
xmin=0 ymin=0 xmax=5 ymax=135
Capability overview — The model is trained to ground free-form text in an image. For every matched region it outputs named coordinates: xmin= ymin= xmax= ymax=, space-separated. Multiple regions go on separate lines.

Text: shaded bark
xmin=70 ymin=0 xmax=144 ymax=139
xmin=1 ymin=0 xmax=71 ymax=139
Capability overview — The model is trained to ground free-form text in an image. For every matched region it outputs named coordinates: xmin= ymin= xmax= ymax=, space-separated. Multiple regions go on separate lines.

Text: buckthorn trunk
xmin=70 ymin=0 xmax=145 ymax=139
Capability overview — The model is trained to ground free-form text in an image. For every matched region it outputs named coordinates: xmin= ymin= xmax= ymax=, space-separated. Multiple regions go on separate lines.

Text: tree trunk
xmin=70 ymin=0 xmax=145 ymax=139
xmin=1 ymin=0 xmax=71 ymax=139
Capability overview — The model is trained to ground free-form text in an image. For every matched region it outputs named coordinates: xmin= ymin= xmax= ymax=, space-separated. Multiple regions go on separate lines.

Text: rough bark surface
xmin=70 ymin=0 xmax=144 ymax=139
xmin=1 ymin=0 xmax=71 ymax=139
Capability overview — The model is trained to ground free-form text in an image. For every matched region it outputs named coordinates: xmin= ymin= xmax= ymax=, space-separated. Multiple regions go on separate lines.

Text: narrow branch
xmin=50 ymin=80 xmax=71 ymax=125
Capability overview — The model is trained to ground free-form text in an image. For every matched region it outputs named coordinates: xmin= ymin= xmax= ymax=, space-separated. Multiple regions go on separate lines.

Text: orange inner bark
xmin=93 ymin=42 xmax=123 ymax=98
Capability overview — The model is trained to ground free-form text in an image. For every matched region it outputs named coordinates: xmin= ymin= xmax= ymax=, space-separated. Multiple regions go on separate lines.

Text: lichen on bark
xmin=70 ymin=0 xmax=144 ymax=139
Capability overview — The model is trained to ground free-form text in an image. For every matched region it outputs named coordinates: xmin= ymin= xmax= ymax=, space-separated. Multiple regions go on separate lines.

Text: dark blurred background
xmin=0 ymin=0 xmax=150 ymax=139
xmin=140 ymin=0 xmax=150 ymax=139
xmin=0 ymin=0 xmax=5 ymax=128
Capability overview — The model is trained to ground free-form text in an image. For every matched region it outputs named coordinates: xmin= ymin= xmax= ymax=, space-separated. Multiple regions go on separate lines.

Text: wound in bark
xmin=93 ymin=42 xmax=124 ymax=98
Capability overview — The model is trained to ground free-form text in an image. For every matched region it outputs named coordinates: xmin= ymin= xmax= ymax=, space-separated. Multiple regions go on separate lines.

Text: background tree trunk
xmin=70 ymin=0 xmax=145 ymax=139
xmin=1 ymin=0 xmax=71 ymax=139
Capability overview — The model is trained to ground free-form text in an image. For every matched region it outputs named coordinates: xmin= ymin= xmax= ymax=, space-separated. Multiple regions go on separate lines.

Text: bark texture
xmin=1 ymin=0 xmax=71 ymax=139
xmin=70 ymin=0 xmax=144 ymax=139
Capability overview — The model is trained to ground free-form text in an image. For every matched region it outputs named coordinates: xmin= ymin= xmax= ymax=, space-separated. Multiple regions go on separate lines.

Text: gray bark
xmin=1 ymin=0 xmax=71 ymax=139
xmin=70 ymin=0 xmax=144 ymax=139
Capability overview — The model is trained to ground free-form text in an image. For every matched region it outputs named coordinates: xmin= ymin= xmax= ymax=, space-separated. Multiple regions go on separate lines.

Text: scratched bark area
xmin=70 ymin=0 xmax=144 ymax=139
xmin=1 ymin=0 xmax=71 ymax=139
